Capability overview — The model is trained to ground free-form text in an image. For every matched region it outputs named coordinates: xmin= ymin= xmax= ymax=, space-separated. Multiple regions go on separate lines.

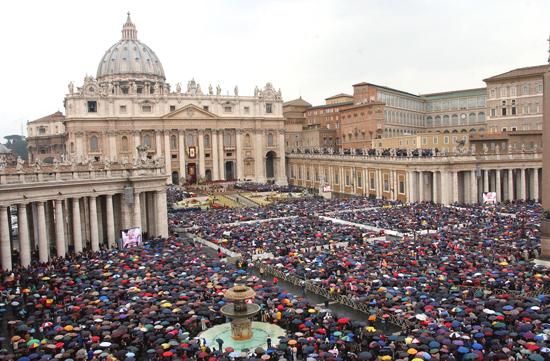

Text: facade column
xmin=508 ymin=169 xmax=514 ymax=200
xmin=133 ymin=191 xmax=142 ymax=231
xmin=483 ymin=170 xmax=489 ymax=193
xmin=277 ymin=129 xmax=287 ymax=185
xmin=533 ymin=168 xmax=540 ymax=201
xmin=197 ymin=130 xmax=205 ymax=179
xmin=471 ymin=170 xmax=478 ymax=204
xmin=72 ymin=198 xmax=83 ymax=254
xmin=519 ymin=168 xmax=527 ymax=201
xmin=178 ymin=130 xmax=186 ymax=183
xmin=211 ymin=130 xmax=219 ymax=180
xmin=106 ymin=194 xmax=115 ymax=249
xmin=155 ymin=130 xmax=162 ymax=157
xmin=54 ymin=199 xmax=66 ymax=257
xmin=406 ymin=171 xmax=411 ymax=203
xmin=133 ymin=130 xmax=141 ymax=159
xmin=218 ymin=129 xmax=225 ymax=180
xmin=75 ymin=131 xmax=84 ymax=159
xmin=0 ymin=206 xmax=12 ymax=271
xmin=164 ymin=130 xmax=172 ymax=179
xmin=89 ymin=196 xmax=99 ymax=252
xmin=156 ymin=190 xmax=169 ymax=237
xmin=496 ymin=169 xmax=501 ymax=202
xmin=36 ymin=201 xmax=49 ymax=263
xmin=108 ymin=130 xmax=117 ymax=160
xmin=255 ymin=129 xmax=266 ymax=182
xmin=236 ymin=129 xmax=244 ymax=180
xmin=18 ymin=204 xmax=31 ymax=267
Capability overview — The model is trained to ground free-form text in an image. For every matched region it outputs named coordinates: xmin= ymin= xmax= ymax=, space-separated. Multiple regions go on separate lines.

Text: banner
xmin=482 ymin=192 xmax=496 ymax=204
xmin=186 ymin=146 xmax=196 ymax=159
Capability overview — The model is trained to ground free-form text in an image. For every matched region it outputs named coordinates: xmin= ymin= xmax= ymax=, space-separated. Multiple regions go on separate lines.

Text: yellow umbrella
xmin=408 ymin=349 xmax=418 ymax=355
xmin=288 ymin=340 xmax=297 ymax=345
xmin=381 ymin=356 xmax=392 ymax=360
xmin=366 ymin=326 xmax=376 ymax=332
xmin=64 ymin=325 xmax=73 ymax=331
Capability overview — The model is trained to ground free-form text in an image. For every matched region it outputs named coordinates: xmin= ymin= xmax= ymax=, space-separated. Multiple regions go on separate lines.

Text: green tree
xmin=4 ymin=135 xmax=27 ymax=160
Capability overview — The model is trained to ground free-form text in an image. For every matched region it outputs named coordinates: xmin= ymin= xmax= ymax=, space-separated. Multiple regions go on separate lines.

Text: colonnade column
xmin=18 ymin=203 xmax=31 ymax=267
xmin=236 ymin=129 xmax=244 ymax=180
xmin=533 ymin=168 xmax=540 ymax=201
xmin=508 ymin=169 xmax=514 ymax=200
xmin=36 ymin=201 xmax=49 ymax=263
xmin=54 ymin=199 xmax=65 ymax=257
xmin=89 ymin=196 xmax=99 ymax=252
xmin=0 ymin=206 xmax=12 ymax=271
xmin=496 ymin=170 xmax=501 ymax=202
xmin=452 ymin=171 xmax=459 ymax=204
xmin=483 ymin=170 xmax=489 ymax=193
xmin=178 ymin=130 xmax=186 ymax=183
xmin=471 ymin=170 xmax=478 ymax=204
xmin=106 ymin=194 xmax=115 ymax=249
xmin=72 ymin=198 xmax=83 ymax=254
xmin=520 ymin=168 xmax=526 ymax=200
xmin=418 ymin=171 xmax=424 ymax=202
xmin=212 ymin=130 xmax=219 ymax=180
xmin=440 ymin=171 xmax=449 ymax=205
xmin=164 ymin=130 xmax=172 ymax=178
xmin=156 ymin=190 xmax=169 ymax=237
xmin=218 ymin=130 xmax=225 ymax=180
xmin=433 ymin=171 xmax=439 ymax=204
xmin=406 ymin=171 xmax=411 ymax=203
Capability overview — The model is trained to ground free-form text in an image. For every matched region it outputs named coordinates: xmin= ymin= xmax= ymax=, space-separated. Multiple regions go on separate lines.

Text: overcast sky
xmin=1 ymin=0 xmax=549 ymax=140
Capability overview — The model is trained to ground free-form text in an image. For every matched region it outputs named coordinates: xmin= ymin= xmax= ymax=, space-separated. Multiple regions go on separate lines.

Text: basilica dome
xmin=96 ymin=13 xmax=165 ymax=82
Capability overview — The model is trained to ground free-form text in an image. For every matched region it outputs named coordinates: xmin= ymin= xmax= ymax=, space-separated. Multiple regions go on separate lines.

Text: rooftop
xmin=483 ymin=64 xmax=550 ymax=82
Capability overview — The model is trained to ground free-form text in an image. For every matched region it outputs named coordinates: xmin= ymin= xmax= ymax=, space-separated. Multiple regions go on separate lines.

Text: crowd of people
xmin=1 ymin=194 xmax=550 ymax=361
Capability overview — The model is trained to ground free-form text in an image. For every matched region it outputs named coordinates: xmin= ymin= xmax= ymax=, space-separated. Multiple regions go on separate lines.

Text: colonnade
xmin=287 ymin=153 xmax=542 ymax=204
xmin=0 ymin=189 xmax=168 ymax=271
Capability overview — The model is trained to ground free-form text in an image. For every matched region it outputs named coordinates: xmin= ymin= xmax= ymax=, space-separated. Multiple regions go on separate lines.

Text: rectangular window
xmin=422 ymin=137 xmax=427 ymax=145
xmin=346 ymin=175 xmax=350 ymax=186
xmin=490 ymin=89 xmax=495 ymax=98
xmin=171 ymin=138 xmax=176 ymax=148
xmin=120 ymin=105 xmax=127 ymax=113
xmin=491 ymin=142 xmax=495 ymax=150
xmin=510 ymin=87 xmax=516 ymax=96
xmin=433 ymin=137 xmax=438 ymax=144
xmin=502 ymin=108 xmax=507 ymax=116
xmin=335 ymin=174 xmax=339 ymax=184
xmin=384 ymin=179 xmax=389 ymax=192
xmin=512 ymin=107 xmax=516 ymax=115
xmin=266 ymin=104 xmax=273 ymax=114
xmin=444 ymin=137 xmax=449 ymax=144
xmin=315 ymin=173 xmax=319 ymax=181
xmin=491 ymin=109 xmax=496 ymax=116
xmin=224 ymin=107 xmax=232 ymax=113
xmin=298 ymin=170 xmax=302 ymax=179
xmin=523 ymin=86 xmax=529 ymax=95
xmin=306 ymin=172 xmax=310 ymax=181
xmin=538 ymin=84 xmax=543 ymax=93
xmin=205 ymin=153 xmax=210 ymax=157
xmin=399 ymin=180 xmax=405 ymax=194
xmin=502 ymin=142 xmax=506 ymax=150
xmin=357 ymin=176 xmax=362 ymax=188
xmin=291 ymin=169 xmax=294 ymax=178
xmin=170 ymin=105 xmax=176 ymax=112
xmin=501 ymin=88 xmax=506 ymax=97
xmin=370 ymin=177 xmax=375 ymax=190
xmin=88 ymin=101 xmax=97 ymax=113
xmin=142 ymin=105 xmax=152 ymax=113
xmin=244 ymin=106 xmax=250 ymax=114
xmin=523 ymin=106 xmax=530 ymax=114
xmin=502 ymin=127 xmax=507 ymax=132
xmin=537 ymin=104 xmax=542 ymax=112
xmin=453 ymin=136 xmax=457 ymax=143
xmin=513 ymin=142 xmax=517 ymax=149
xmin=203 ymin=106 xmax=209 ymax=112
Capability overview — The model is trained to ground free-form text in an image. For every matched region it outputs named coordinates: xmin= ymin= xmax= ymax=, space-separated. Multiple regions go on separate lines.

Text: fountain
xmin=199 ymin=282 xmax=286 ymax=350
xmin=220 ymin=283 xmax=261 ymax=340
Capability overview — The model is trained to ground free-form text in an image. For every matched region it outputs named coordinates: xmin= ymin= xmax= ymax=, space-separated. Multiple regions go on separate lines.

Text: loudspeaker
xmin=125 ymin=187 xmax=134 ymax=205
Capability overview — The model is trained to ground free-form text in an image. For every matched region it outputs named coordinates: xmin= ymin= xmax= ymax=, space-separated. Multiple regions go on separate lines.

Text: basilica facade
xmin=52 ymin=14 xmax=287 ymax=185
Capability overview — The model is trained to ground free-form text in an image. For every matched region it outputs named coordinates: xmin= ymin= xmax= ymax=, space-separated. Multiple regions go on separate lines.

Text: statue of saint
xmin=234 ymin=86 xmax=239 ymax=96
xmin=197 ymin=83 xmax=202 ymax=94
xmin=208 ymin=84 xmax=213 ymax=95
xmin=176 ymin=83 xmax=181 ymax=94
xmin=216 ymin=85 xmax=221 ymax=96
xmin=68 ymin=81 xmax=74 ymax=94
xmin=16 ymin=156 xmax=24 ymax=172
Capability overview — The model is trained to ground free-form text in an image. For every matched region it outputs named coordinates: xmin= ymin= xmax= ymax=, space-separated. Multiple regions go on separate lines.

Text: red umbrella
xmin=198 ymin=352 xmax=209 ymax=358
xmin=225 ymin=347 xmax=234 ymax=352
xmin=91 ymin=336 xmax=100 ymax=342
xmin=338 ymin=318 xmax=349 ymax=324
xmin=317 ymin=329 xmax=326 ymax=334
xmin=163 ymin=352 xmax=173 ymax=357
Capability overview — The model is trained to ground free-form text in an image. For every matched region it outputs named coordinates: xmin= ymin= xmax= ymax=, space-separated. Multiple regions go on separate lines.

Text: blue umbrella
xmin=429 ymin=342 xmax=440 ymax=348
xmin=457 ymin=347 xmax=469 ymax=354
xmin=472 ymin=344 xmax=483 ymax=350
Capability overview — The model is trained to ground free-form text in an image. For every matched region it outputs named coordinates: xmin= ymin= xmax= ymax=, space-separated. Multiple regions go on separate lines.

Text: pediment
xmin=162 ymin=104 xmax=219 ymax=119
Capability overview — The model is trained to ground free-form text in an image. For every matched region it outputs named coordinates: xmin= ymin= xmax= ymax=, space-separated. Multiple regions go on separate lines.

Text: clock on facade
xmin=87 ymin=85 xmax=97 ymax=94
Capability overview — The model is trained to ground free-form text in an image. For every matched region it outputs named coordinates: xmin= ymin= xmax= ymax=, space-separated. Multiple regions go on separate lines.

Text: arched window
xmin=478 ymin=128 xmax=486 ymax=133
xmin=122 ymin=136 xmax=128 ymax=150
xmin=225 ymin=133 xmax=232 ymax=146
xmin=343 ymin=135 xmax=346 ymax=142
xmin=245 ymin=134 xmax=251 ymax=147
xmin=452 ymin=114 xmax=458 ymax=124
xmin=171 ymin=135 xmax=176 ymax=149
xmin=435 ymin=116 xmax=441 ymax=125
xmin=478 ymin=112 xmax=486 ymax=122
xmin=186 ymin=134 xmax=194 ymax=146
xmin=469 ymin=113 xmax=476 ymax=123
xmin=443 ymin=115 xmax=450 ymax=125
xmin=204 ymin=135 xmax=210 ymax=148
xmin=470 ymin=128 xmax=476 ymax=133
xmin=143 ymin=135 xmax=151 ymax=147
xmin=267 ymin=133 xmax=274 ymax=146
xmin=426 ymin=116 xmax=433 ymax=126
xmin=90 ymin=136 xmax=98 ymax=151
